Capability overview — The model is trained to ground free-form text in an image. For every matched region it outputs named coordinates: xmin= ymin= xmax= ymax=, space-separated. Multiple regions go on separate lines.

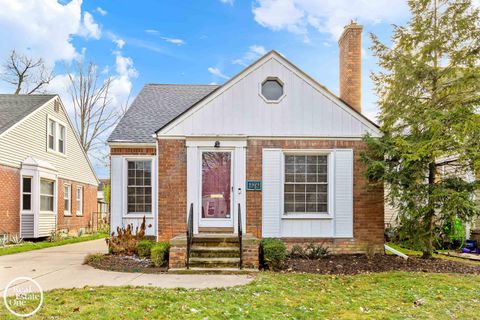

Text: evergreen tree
xmin=363 ymin=0 xmax=480 ymax=257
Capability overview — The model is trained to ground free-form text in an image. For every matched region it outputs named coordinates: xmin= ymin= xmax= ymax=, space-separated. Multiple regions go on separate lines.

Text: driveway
xmin=0 ymin=239 xmax=254 ymax=294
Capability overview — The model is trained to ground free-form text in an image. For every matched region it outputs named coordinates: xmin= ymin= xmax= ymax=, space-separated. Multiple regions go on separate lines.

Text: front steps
xmin=168 ymin=233 xmax=260 ymax=273
xmin=190 ymin=234 xmax=241 ymax=268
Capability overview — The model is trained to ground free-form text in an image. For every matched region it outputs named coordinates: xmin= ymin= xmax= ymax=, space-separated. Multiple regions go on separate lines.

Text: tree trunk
xmin=422 ymin=162 xmax=437 ymax=259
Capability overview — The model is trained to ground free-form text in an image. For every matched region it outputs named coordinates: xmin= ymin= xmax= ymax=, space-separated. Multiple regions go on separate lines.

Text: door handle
xmin=238 ymin=188 xmax=242 ymax=195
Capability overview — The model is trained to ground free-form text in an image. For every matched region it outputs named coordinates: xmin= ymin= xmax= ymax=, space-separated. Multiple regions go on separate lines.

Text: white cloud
xmin=0 ymin=0 xmax=85 ymax=65
xmin=145 ymin=29 xmax=160 ymax=34
xmin=94 ymin=6 xmax=107 ymax=16
xmin=161 ymin=37 xmax=185 ymax=46
xmin=208 ymin=67 xmax=229 ymax=80
xmin=252 ymin=0 xmax=409 ymax=39
xmin=114 ymin=38 xmax=126 ymax=49
xmin=233 ymin=45 xmax=267 ymax=66
xmin=78 ymin=12 xmax=101 ymax=40
xmin=220 ymin=0 xmax=234 ymax=5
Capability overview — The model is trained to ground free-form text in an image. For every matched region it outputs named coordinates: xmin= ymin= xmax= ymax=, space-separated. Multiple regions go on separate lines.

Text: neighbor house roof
xmin=0 ymin=94 xmax=55 ymax=136
xmin=108 ymin=84 xmax=219 ymax=144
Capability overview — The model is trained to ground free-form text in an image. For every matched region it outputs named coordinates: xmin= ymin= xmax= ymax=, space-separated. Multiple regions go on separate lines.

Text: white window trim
xmin=21 ymin=176 xmax=33 ymax=213
xmin=259 ymin=76 xmax=287 ymax=104
xmin=40 ymin=178 xmax=55 ymax=213
xmin=64 ymin=184 xmax=71 ymax=216
xmin=123 ymin=157 xmax=154 ymax=217
xmin=46 ymin=115 xmax=67 ymax=157
xmin=280 ymin=149 xmax=335 ymax=220
xmin=76 ymin=186 xmax=83 ymax=216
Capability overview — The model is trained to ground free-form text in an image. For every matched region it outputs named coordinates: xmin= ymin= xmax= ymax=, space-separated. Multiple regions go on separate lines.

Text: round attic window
xmin=261 ymin=78 xmax=284 ymax=101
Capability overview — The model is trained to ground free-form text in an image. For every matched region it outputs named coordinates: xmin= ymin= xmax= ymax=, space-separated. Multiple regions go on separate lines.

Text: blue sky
xmin=0 ymin=0 xmax=412 ymax=178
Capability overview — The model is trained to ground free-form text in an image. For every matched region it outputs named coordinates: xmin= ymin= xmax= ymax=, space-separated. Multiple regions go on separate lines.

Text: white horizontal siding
xmin=38 ymin=213 xmax=56 ymax=237
xmin=20 ymin=214 xmax=34 ymax=238
xmin=0 ymin=98 xmax=97 ymax=186
xmin=163 ymin=56 xmax=378 ymax=138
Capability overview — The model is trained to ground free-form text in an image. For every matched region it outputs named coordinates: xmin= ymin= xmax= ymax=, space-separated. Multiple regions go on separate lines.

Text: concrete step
xmin=190 ymin=246 xmax=240 ymax=258
xmin=168 ymin=267 xmax=258 ymax=275
xmin=192 ymin=234 xmax=240 ymax=247
xmin=189 ymin=257 xmax=240 ymax=268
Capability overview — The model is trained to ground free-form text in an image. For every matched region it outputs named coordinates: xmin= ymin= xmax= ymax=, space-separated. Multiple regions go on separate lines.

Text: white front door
xmin=198 ymin=149 xmax=234 ymax=228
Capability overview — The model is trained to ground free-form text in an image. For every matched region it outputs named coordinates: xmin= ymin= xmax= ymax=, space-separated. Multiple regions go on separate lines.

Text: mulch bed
xmin=87 ymin=254 xmax=168 ymax=274
xmin=284 ymin=254 xmax=480 ymax=275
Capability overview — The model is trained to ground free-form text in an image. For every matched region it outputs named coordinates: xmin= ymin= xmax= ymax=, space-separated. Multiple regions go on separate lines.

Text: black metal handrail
xmin=186 ymin=203 xmax=194 ymax=269
xmin=238 ymin=203 xmax=243 ymax=269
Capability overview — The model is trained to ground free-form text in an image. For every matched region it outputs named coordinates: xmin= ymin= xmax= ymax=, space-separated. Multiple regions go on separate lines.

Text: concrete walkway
xmin=0 ymin=239 xmax=254 ymax=294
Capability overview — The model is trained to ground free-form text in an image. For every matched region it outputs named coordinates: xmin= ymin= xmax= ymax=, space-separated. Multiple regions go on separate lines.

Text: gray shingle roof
xmin=108 ymin=84 xmax=219 ymax=143
xmin=0 ymin=94 xmax=55 ymax=135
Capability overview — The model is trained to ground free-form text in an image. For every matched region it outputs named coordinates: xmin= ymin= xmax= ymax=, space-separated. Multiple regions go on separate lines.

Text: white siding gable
xmin=0 ymin=97 xmax=98 ymax=186
xmin=159 ymin=52 xmax=380 ymax=138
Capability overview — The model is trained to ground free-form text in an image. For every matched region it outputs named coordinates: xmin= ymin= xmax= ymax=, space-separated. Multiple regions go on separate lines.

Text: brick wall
xmin=111 ymin=147 xmax=156 ymax=156
xmin=157 ymin=139 xmax=187 ymax=241
xmin=0 ymin=165 xmax=20 ymax=234
xmin=246 ymin=139 xmax=384 ymax=252
xmin=57 ymin=179 xmax=98 ymax=235
xmin=338 ymin=22 xmax=362 ymax=113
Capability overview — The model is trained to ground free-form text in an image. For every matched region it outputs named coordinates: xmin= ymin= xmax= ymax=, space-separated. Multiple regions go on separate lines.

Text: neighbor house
xmin=109 ymin=22 xmax=384 ymax=270
xmin=0 ymin=95 xmax=99 ymax=238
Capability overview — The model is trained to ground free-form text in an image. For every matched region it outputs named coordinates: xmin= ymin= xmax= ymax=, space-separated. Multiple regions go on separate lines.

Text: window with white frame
xmin=58 ymin=124 xmax=65 ymax=153
xmin=48 ymin=119 xmax=56 ymax=150
xmin=47 ymin=117 xmax=66 ymax=154
xmin=127 ymin=160 xmax=152 ymax=214
xmin=284 ymin=154 xmax=328 ymax=214
xmin=40 ymin=179 xmax=55 ymax=211
xmin=64 ymin=185 xmax=71 ymax=215
xmin=76 ymin=186 xmax=83 ymax=215
xmin=22 ymin=177 xmax=32 ymax=211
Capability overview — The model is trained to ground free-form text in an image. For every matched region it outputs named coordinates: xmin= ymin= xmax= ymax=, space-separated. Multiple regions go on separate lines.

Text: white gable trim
xmin=55 ymin=97 xmax=100 ymax=185
xmin=156 ymin=51 xmax=380 ymax=137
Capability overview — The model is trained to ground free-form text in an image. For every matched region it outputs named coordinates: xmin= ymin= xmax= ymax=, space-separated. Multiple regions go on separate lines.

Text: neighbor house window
xmin=47 ymin=117 xmax=66 ymax=154
xmin=58 ymin=125 xmax=65 ymax=153
xmin=127 ymin=160 xmax=152 ymax=214
xmin=64 ymin=185 xmax=71 ymax=215
xmin=40 ymin=179 xmax=54 ymax=212
xmin=76 ymin=186 xmax=83 ymax=215
xmin=48 ymin=119 xmax=56 ymax=150
xmin=22 ymin=177 xmax=32 ymax=211
xmin=284 ymin=154 xmax=328 ymax=214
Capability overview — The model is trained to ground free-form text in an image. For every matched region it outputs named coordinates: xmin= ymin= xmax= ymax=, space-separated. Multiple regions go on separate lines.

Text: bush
xmin=151 ymin=242 xmax=170 ymax=267
xmin=287 ymin=243 xmax=329 ymax=260
xmin=106 ymin=217 xmax=147 ymax=255
xmin=83 ymin=253 xmax=104 ymax=265
xmin=136 ymin=240 xmax=155 ymax=258
xmin=260 ymin=238 xmax=286 ymax=270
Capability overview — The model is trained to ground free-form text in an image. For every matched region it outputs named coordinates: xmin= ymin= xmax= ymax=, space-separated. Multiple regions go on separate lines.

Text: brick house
xmin=109 ymin=22 xmax=384 ymax=270
xmin=0 ymin=95 xmax=98 ymax=238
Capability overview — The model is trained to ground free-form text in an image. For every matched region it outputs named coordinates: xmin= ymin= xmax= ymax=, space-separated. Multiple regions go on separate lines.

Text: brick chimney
xmin=338 ymin=21 xmax=363 ymax=113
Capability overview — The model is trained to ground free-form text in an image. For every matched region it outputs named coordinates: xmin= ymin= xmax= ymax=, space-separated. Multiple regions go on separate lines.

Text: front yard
xmin=0 ymin=232 xmax=107 ymax=256
xmin=2 ymin=272 xmax=479 ymax=319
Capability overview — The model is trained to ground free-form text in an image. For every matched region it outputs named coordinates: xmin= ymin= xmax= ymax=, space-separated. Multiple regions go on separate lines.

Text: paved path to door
xmin=0 ymin=239 xmax=254 ymax=294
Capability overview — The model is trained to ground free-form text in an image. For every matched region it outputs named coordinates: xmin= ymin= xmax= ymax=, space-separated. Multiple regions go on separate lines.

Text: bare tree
xmin=1 ymin=50 xmax=53 ymax=94
xmin=67 ymin=61 xmax=119 ymax=153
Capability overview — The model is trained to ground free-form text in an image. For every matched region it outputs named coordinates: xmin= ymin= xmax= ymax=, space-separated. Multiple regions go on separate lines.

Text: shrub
xmin=136 ymin=240 xmax=155 ymax=258
xmin=106 ymin=216 xmax=147 ymax=255
xmin=151 ymin=242 xmax=170 ymax=267
xmin=83 ymin=253 xmax=104 ymax=265
xmin=287 ymin=243 xmax=329 ymax=260
xmin=260 ymin=238 xmax=286 ymax=270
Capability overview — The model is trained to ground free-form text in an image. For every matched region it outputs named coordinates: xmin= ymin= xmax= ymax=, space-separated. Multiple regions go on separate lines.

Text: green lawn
xmin=2 ymin=272 xmax=479 ymax=319
xmin=0 ymin=232 xmax=108 ymax=256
